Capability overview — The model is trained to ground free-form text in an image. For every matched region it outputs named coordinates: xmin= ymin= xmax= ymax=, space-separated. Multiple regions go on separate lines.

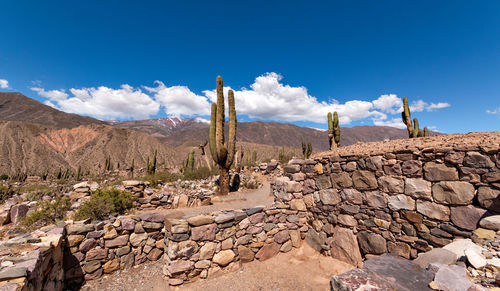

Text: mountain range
xmin=0 ymin=92 xmax=431 ymax=175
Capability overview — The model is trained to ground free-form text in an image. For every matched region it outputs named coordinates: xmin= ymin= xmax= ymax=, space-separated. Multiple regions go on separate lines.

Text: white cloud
xmin=487 ymin=108 xmax=500 ymax=115
xmin=30 ymin=72 xmax=450 ymax=128
xmin=144 ymin=81 xmax=210 ymax=117
xmin=0 ymin=79 xmax=9 ymax=89
xmin=32 ymin=85 xmax=159 ymax=120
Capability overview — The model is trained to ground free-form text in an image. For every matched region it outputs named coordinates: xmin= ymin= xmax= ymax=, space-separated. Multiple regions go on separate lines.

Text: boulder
xmin=167 ymin=260 xmax=194 ymax=275
xmin=357 ymin=231 xmax=387 ymax=255
xmin=329 ymin=227 xmax=363 ymax=268
xmin=319 ymin=189 xmax=341 ymax=205
xmin=199 ymin=242 xmax=217 ymax=260
xmin=479 ymin=215 xmax=500 ymax=231
xmin=186 ymin=215 xmax=214 ymax=226
xmin=255 ymin=243 xmax=281 ymax=261
xmin=442 ymin=239 xmax=483 ymax=258
xmin=433 ymin=265 xmax=475 ymax=291
xmin=352 ymin=171 xmax=378 ymax=190
xmin=464 ymin=152 xmax=495 ymax=168
xmin=413 ymin=248 xmax=458 ymax=268
xmin=305 ymin=229 xmax=323 ymax=252
xmin=378 ymin=176 xmax=404 ymax=193
xmin=363 ymin=191 xmax=387 ymax=209
xmin=477 ymin=187 xmax=500 ymax=213
xmin=331 ymin=172 xmax=353 ymax=188
xmin=9 ymin=204 xmax=29 ymax=224
xmin=416 ymin=201 xmax=450 ymax=221
xmin=388 ymin=194 xmax=415 ymax=211
xmin=432 ymin=181 xmax=475 ymax=205
xmin=212 ymin=250 xmax=235 ymax=266
xmin=238 ymin=246 xmax=255 ymax=262
xmin=104 ymin=235 xmax=129 ymax=248
xmin=191 ymin=224 xmax=217 ymax=241
xmin=465 ymin=248 xmax=486 ymax=269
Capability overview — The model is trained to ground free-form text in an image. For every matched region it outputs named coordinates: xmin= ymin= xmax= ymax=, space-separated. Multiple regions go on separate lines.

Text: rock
xmin=130 ymin=233 xmax=148 ymax=247
xmin=9 ymin=205 xmax=28 ymax=224
xmin=416 ymin=200 xmax=450 ymax=221
xmin=171 ymin=224 xmax=189 ymax=234
xmin=289 ymin=230 xmax=301 ymax=248
xmin=167 ymin=260 xmax=194 ymax=275
xmin=286 ymin=181 xmax=302 ymax=193
xmin=387 ymin=241 xmax=410 ymax=259
xmin=338 ymin=214 xmax=357 ymax=227
xmin=83 ymin=260 xmax=101 ymax=273
xmin=148 ymin=248 xmax=163 ymax=261
xmin=432 ymin=181 xmax=475 ymax=205
xmin=464 ymin=152 xmax=495 ymax=168
xmin=0 ymin=267 xmax=27 ymax=280
xmin=405 ymin=178 xmax=432 ymax=200
xmin=104 ymin=235 xmax=129 ymax=248
xmin=363 ymin=191 xmax=388 ymax=209
xmin=388 ymin=194 xmax=415 ymax=211
xmin=402 ymin=160 xmax=422 ymax=176
xmin=85 ymin=268 xmax=103 ymax=280
xmin=319 ymin=189 xmax=341 ymax=205
xmin=403 ymin=211 xmax=423 ymax=224
xmin=274 ymin=230 xmax=290 ymax=244
xmin=0 ymin=211 xmax=10 ymax=225
xmin=329 ymin=227 xmax=363 ymax=268
xmin=212 ymin=250 xmax=235 ymax=266
xmin=103 ymin=258 xmax=119 ymax=274
xmin=424 ymin=162 xmax=458 ymax=181
xmin=330 ymin=268 xmax=396 ymax=291
xmin=331 ymin=172 xmax=353 ymax=188
xmin=450 ymin=205 xmax=487 ymax=231
xmin=120 ymin=218 xmax=135 ymax=231
xmin=413 ymin=248 xmax=459 ymax=268
xmin=139 ymin=212 xmax=164 ymax=223
xmin=315 ymin=175 xmax=332 ymax=190
xmin=79 ymin=238 xmax=97 ymax=253
xmin=199 ymin=242 xmax=217 ymax=260
xmin=255 ymin=243 xmax=281 ymax=261
xmin=443 ymin=239 xmax=483 ymax=258
xmin=290 ymin=199 xmax=307 ymax=211
xmin=103 ymin=224 xmax=118 ymax=239
xmin=305 ymin=229 xmax=323 ymax=252
xmin=472 ymin=228 xmax=495 ymax=240
xmin=86 ymin=248 xmax=108 ymax=261
xmin=122 ymin=180 xmax=145 ymax=187
xmin=352 ymin=171 xmax=378 ymax=190
xmin=479 ymin=215 xmax=500 ymax=230
xmin=280 ymin=241 xmax=292 ymax=252
xmin=191 ymin=224 xmax=217 ymax=241
xmin=143 ymin=221 xmax=162 ymax=230
xmin=434 ymin=265 xmax=474 ymax=291
xmin=67 ymin=223 xmax=95 ymax=235
xmin=248 ymin=212 xmax=265 ymax=224
xmin=238 ymin=246 xmax=255 ymax=262
xmin=465 ymin=248 xmax=486 ymax=269
xmin=186 ymin=215 xmax=214 ymax=226
xmin=357 ymin=231 xmax=387 ymax=255
xmin=67 ymin=234 xmax=85 ymax=247
xmin=214 ymin=212 xmax=237 ymax=224
xmin=477 ymin=187 xmax=500 ymax=212
xmin=378 ymin=176 xmax=404 ymax=193
xmin=341 ymin=189 xmax=363 ymax=205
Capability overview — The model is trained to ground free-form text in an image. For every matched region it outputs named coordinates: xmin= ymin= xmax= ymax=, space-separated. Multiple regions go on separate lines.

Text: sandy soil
xmin=81 ymin=244 xmax=354 ymax=291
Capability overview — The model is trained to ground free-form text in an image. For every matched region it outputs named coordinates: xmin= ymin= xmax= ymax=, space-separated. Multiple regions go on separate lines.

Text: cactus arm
xmin=333 ymin=111 xmax=340 ymax=147
xmin=307 ymin=142 xmax=312 ymax=158
xmin=424 ymin=127 xmax=429 ymax=137
xmin=225 ymin=89 xmax=237 ymax=168
xmin=215 ymin=76 xmax=226 ymax=162
xmin=412 ymin=118 xmax=419 ymax=138
xmin=209 ymin=103 xmax=219 ymax=164
xmin=402 ymin=96 xmax=413 ymax=137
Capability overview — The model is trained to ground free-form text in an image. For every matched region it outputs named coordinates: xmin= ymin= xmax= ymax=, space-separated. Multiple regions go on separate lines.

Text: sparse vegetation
xmin=74 ymin=189 xmax=133 ymax=221
xmin=21 ymin=196 xmax=71 ymax=229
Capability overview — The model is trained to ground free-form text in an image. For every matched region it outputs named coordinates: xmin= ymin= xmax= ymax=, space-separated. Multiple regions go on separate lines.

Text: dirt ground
xmin=81 ymin=244 xmax=354 ymax=291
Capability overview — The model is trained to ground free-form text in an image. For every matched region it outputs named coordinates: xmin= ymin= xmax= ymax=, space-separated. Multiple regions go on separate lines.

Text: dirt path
xmin=81 ymin=244 xmax=354 ymax=291
xmin=142 ymin=181 xmax=274 ymax=219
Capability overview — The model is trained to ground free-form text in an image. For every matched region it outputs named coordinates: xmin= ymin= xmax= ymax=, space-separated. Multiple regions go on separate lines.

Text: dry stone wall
xmin=163 ymin=205 xmax=308 ymax=285
xmin=272 ymin=144 xmax=500 ymax=266
xmin=63 ymin=213 xmax=166 ymax=287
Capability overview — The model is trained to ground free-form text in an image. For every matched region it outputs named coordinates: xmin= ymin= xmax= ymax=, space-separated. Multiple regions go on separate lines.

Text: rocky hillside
xmin=0 ymin=121 xmax=176 ymax=175
xmin=0 ymin=92 xmax=104 ymax=128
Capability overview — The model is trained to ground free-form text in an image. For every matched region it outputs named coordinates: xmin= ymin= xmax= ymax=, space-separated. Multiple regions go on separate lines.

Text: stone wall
xmin=0 ymin=226 xmax=65 ymax=290
xmin=272 ymin=144 xmax=500 ymax=266
xmin=63 ymin=213 xmax=166 ymax=287
xmin=163 ymin=205 xmax=308 ymax=285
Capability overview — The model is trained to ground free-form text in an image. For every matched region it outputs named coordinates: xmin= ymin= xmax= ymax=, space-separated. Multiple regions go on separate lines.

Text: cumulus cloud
xmin=31 ymin=72 xmax=450 ymax=127
xmin=32 ymin=85 xmax=159 ymax=120
xmin=144 ymin=81 xmax=210 ymax=116
xmin=487 ymin=108 xmax=500 ymax=115
xmin=0 ymin=79 xmax=9 ymax=89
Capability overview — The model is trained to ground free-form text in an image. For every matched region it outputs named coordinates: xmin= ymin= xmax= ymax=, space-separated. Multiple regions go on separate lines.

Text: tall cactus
xmin=402 ymin=96 xmax=413 ymax=138
xmin=302 ymin=141 xmax=307 ymax=159
xmin=424 ymin=127 xmax=429 ymax=137
xmin=307 ymin=142 xmax=312 ymax=159
xmin=412 ymin=118 xmax=419 ymax=138
xmin=328 ymin=112 xmax=340 ymax=149
xmin=252 ymin=150 xmax=257 ymax=166
xmin=209 ymin=76 xmax=237 ymax=195
xmin=188 ymin=149 xmax=195 ymax=171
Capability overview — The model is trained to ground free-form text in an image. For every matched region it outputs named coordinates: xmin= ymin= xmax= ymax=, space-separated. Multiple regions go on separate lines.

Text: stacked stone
xmin=69 ymin=181 xmax=98 ymax=208
xmin=163 ymin=206 xmax=307 ymax=286
xmin=64 ymin=213 xmax=165 ymax=286
xmin=0 ymin=226 xmax=65 ymax=290
xmin=272 ymin=144 xmax=500 ymax=266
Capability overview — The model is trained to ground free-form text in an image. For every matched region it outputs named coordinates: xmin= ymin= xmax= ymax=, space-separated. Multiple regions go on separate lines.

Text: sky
xmin=0 ymin=0 xmax=499 ymax=133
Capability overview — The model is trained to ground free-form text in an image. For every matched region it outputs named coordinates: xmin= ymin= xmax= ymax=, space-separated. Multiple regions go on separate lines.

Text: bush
xmin=0 ymin=175 xmax=8 ymax=180
xmin=0 ymin=185 xmax=13 ymax=204
xmin=183 ymin=167 xmax=218 ymax=181
xmin=74 ymin=189 xmax=133 ymax=221
xmin=22 ymin=197 xmax=71 ymax=229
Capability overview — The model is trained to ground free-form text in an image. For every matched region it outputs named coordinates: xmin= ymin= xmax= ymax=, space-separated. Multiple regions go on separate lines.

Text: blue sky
xmin=0 ymin=0 xmax=499 ymax=133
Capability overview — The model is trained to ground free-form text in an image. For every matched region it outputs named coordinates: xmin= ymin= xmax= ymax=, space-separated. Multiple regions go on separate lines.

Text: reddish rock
xmin=120 ymin=218 xmax=136 ymax=231
xmin=274 ymin=230 xmax=290 ymax=244
xmin=357 ymin=231 xmax=386 ymax=255
xmin=191 ymin=224 xmax=217 ymax=241
xmin=330 ymin=227 xmax=363 ymax=268
xmin=84 ymin=268 xmax=103 ymax=280
xmin=79 ymin=238 xmax=97 ymax=253
xmin=450 ymin=205 xmax=487 ymax=231
xmin=387 ymin=241 xmax=410 ymax=259
xmin=139 ymin=212 xmax=164 ymax=223
xmin=104 ymin=235 xmax=129 ymax=248
xmin=86 ymin=248 xmax=108 ymax=261
xmin=147 ymin=248 xmax=163 ymax=261
xmin=10 ymin=204 xmax=28 ymax=224
xmin=167 ymin=260 xmax=194 ymax=275
xmin=255 ymin=243 xmax=281 ymax=261
xmin=248 ymin=213 xmax=265 ymax=224
xmin=423 ymin=162 xmax=458 ymax=181
xmin=352 ymin=171 xmax=378 ymax=190
xmin=403 ymin=211 xmax=423 ymax=224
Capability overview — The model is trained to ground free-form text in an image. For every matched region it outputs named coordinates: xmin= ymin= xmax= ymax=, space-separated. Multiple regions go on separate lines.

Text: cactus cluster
xmin=402 ymin=96 xmax=429 ymax=138
xmin=183 ymin=149 xmax=195 ymax=172
xmin=327 ymin=111 xmax=340 ymax=149
xmin=302 ymin=141 xmax=312 ymax=159
xmin=146 ymin=150 xmax=158 ymax=175
xmin=209 ymin=76 xmax=237 ymax=195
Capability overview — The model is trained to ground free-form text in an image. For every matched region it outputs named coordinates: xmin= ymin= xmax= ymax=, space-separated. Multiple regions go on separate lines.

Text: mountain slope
xmin=0 ymin=92 xmax=104 ymax=128
xmin=0 ymin=121 xmax=177 ymax=175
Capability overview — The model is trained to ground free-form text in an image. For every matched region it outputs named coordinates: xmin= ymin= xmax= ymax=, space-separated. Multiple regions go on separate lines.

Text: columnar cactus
xmin=402 ymin=96 xmax=413 ymax=138
xmin=328 ymin=111 xmax=340 ymax=149
xmin=302 ymin=141 xmax=312 ymax=159
xmin=412 ymin=118 xmax=419 ymax=138
xmin=424 ymin=127 xmax=429 ymax=137
xmin=188 ymin=149 xmax=195 ymax=171
xmin=129 ymin=159 xmax=135 ymax=178
xmin=307 ymin=142 xmax=312 ymax=159
xmin=252 ymin=150 xmax=257 ymax=166
xmin=209 ymin=76 xmax=237 ymax=195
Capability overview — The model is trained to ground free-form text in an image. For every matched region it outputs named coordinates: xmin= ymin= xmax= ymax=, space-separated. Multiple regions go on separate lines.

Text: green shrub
xmin=74 ymin=189 xmax=133 ymax=221
xmin=0 ymin=175 xmax=8 ymax=180
xmin=0 ymin=185 xmax=13 ymax=204
xmin=183 ymin=167 xmax=218 ymax=181
xmin=22 ymin=197 xmax=71 ymax=229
